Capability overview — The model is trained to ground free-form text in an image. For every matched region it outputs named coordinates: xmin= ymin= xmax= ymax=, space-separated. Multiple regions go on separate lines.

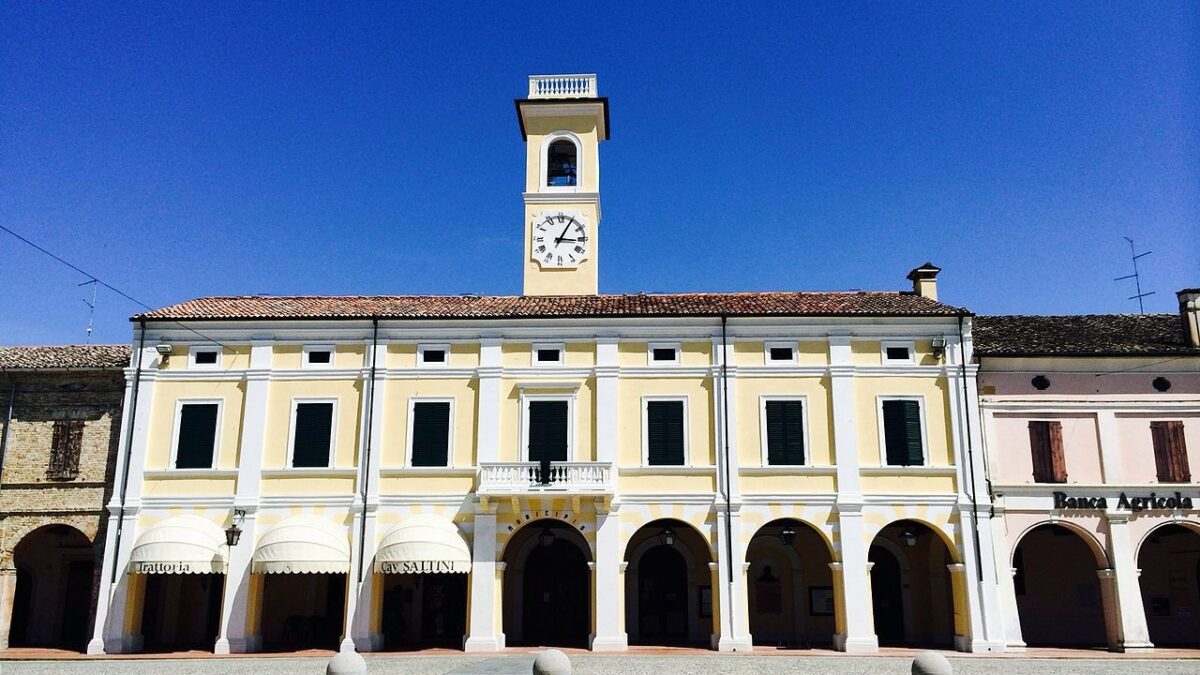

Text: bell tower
xmin=517 ymin=74 xmax=609 ymax=296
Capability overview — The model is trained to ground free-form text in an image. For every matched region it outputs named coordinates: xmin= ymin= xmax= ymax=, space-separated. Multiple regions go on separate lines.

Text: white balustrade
xmin=478 ymin=461 xmax=613 ymax=493
xmin=528 ymin=74 xmax=597 ymax=99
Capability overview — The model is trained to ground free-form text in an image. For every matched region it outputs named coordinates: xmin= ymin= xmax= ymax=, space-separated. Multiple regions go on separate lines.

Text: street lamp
xmin=899 ymin=525 xmax=919 ymax=548
xmin=778 ymin=525 xmax=797 ymax=546
xmin=660 ymin=527 xmax=676 ymax=547
xmin=225 ymin=509 xmax=246 ymax=547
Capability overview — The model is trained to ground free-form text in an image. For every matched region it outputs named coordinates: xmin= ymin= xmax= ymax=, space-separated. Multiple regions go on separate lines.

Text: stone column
xmin=1106 ymin=515 xmax=1153 ymax=651
xmin=590 ymin=501 xmax=626 ymax=650
xmin=464 ymin=506 xmax=502 ymax=651
xmin=1097 ymin=569 xmax=1122 ymax=651
xmin=707 ymin=562 xmax=721 ymax=649
xmin=215 ymin=510 xmax=258 ymax=653
xmin=714 ymin=504 xmax=751 ymax=651
xmin=0 ymin=567 xmax=16 ymax=649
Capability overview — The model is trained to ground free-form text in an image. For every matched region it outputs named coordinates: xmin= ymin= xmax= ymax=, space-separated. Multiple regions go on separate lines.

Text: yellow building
xmin=87 ymin=74 xmax=1006 ymax=655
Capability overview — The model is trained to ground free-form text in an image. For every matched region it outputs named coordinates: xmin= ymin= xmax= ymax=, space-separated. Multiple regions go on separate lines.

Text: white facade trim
xmin=302 ymin=344 xmax=335 ymax=369
xmin=188 ymin=344 xmax=222 ymax=369
xmin=763 ymin=341 xmax=798 ymax=364
xmin=881 ymin=340 xmax=916 ymax=364
xmin=418 ymin=343 xmax=451 ymax=367
xmin=531 ymin=342 xmax=565 ymax=366
xmin=647 ymin=342 xmax=681 ymax=366
xmin=538 ymin=130 xmax=584 ymax=192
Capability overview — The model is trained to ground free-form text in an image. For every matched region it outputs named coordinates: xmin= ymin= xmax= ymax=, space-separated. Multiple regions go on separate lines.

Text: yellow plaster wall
xmin=732 ymin=340 xmax=828 ymax=367
xmin=141 ymin=477 xmax=237 ymax=498
xmin=851 ymin=340 xmax=881 ymax=365
xmin=146 ymin=380 xmax=247 ymax=470
xmin=262 ymin=379 xmax=364 ymax=469
xmin=159 ymin=343 xmax=250 ymax=371
xmin=378 ymin=475 xmax=476 ymax=495
xmin=380 ymin=378 xmax=479 ymax=467
xmin=734 ymin=376 xmax=834 ymax=466
xmin=259 ymin=476 xmax=356 ymax=495
xmin=564 ymin=341 xmax=595 ymax=367
xmin=739 ymin=474 xmax=837 ymax=494
xmin=523 ymin=116 xmax=600 ymax=193
xmin=854 ymin=376 xmax=955 ymax=467
xmin=617 ymin=472 xmax=717 ymax=494
xmin=617 ymin=378 xmax=714 ymax=466
xmin=859 ymin=474 xmax=957 ymax=494
xmin=387 ymin=343 xmax=418 ymax=369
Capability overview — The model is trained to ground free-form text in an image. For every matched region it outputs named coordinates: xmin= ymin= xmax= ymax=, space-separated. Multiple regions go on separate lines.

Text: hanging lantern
xmin=538 ymin=527 xmax=556 ymax=548
xmin=900 ymin=525 xmax=919 ymax=548
xmin=778 ymin=525 xmax=797 ymax=546
xmin=225 ymin=509 xmax=246 ymax=547
xmin=660 ymin=527 xmax=676 ymax=546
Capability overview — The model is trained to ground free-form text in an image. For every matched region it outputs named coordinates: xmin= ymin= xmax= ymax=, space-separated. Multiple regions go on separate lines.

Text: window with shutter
xmin=646 ymin=400 xmax=685 ymax=466
xmin=175 ymin=403 xmax=219 ymax=469
xmin=765 ymin=400 xmax=806 ymax=465
xmin=1028 ymin=420 xmax=1067 ymax=483
xmin=527 ymin=400 xmax=568 ymax=462
xmin=881 ymin=399 xmax=924 ymax=466
xmin=292 ymin=402 xmax=334 ymax=467
xmin=1150 ymin=421 xmax=1191 ymax=483
xmin=47 ymin=419 xmax=84 ymax=480
xmin=410 ymin=401 xmax=451 ymax=467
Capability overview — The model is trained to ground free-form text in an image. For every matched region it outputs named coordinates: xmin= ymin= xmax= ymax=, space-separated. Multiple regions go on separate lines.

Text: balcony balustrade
xmin=527 ymin=74 xmax=597 ymax=99
xmin=478 ymin=461 xmax=613 ymax=494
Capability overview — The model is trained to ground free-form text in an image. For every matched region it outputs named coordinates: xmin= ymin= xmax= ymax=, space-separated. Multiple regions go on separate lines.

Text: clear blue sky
xmin=2 ymin=2 xmax=1196 ymax=345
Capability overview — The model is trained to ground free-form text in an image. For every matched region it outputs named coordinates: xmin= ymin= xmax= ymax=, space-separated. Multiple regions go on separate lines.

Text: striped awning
xmin=375 ymin=515 xmax=471 ymax=574
xmin=252 ymin=515 xmax=350 ymax=574
xmin=129 ymin=516 xmax=227 ymax=574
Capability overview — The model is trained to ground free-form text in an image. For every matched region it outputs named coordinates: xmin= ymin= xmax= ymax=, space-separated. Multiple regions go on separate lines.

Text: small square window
xmin=419 ymin=346 xmax=448 ymax=366
xmin=304 ymin=346 xmax=334 ymax=368
xmin=537 ymin=348 xmax=561 ymax=363
xmin=652 ymin=347 xmax=678 ymax=362
xmin=882 ymin=341 xmax=915 ymax=363
xmin=885 ymin=347 xmax=910 ymax=360
xmin=307 ymin=350 xmax=331 ymax=365
xmin=190 ymin=347 xmax=220 ymax=368
xmin=769 ymin=347 xmax=794 ymax=362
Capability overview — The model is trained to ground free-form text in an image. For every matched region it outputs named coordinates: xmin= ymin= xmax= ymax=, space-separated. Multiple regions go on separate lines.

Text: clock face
xmin=531 ymin=211 xmax=589 ymax=269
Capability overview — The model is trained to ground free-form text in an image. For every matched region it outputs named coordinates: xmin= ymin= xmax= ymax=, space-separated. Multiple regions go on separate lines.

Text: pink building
xmin=976 ymin=289 xmax=1200 ymax=651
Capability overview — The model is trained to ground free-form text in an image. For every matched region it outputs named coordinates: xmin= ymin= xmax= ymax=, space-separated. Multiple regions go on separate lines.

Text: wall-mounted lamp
xmin=660 ymin=527 xmax=676 ymax=547
xmin=930 ymin=337 xmax=946 ymax=360
xmin=899 ymin=525 xmax=919 ymax=548
xmin=537 ymin=527 xmax=556 ymax=548
xmin=155 ymin=344 xmax=173 ymax=365
xmin=778 ymin=525 xmax=797 ymax=546
xmin=225 ymin=509 xmax=246 ymax=547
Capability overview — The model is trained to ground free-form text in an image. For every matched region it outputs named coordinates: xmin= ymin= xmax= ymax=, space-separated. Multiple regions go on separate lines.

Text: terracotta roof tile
xmin=974 ymin=314 xmax=1199 ymax=357
xmin=133 ymin=292 xmax=968 ymax=322
xmin=0 ymin=344 xmax=131 ymax=370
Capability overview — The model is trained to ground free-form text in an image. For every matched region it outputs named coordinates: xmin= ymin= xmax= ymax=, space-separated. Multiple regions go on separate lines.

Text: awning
xmin=252 ymin=515 xmax=350 ymax=574
xmin=129 ymin=516 xmax=227 ymax=574
xmin=375 ymin=515 xmax=471 ymax=574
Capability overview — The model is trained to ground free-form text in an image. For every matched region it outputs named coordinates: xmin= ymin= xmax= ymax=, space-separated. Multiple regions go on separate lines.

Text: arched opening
xmin=868 ymin=520 xmax=956 ymax=648
xmin=746 ymin=519 xmax=835 ymax=649
xmin=502 ymin=519 xmax=590 ymax=647
xmin=1012 ymin=523 xmax=1107 ymax=647
xmin=138 ymin=573 xmax=224 ymax=652
xmin=546 ymin=139 xmax=577 ymax=187
xmin=1137 ymin=524 xmax=1200 ymax=647
xmin=9 ymin=525 xmax=95 ymax=651
xmin=624 ymin=519 xmax=713 ymax=646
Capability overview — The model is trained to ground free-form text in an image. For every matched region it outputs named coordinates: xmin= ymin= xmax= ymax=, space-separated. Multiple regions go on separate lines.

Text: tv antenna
xmin=80 ymin=279 xmax=98 ymax=344
xmin=1113 ymin=237 xmax=1154 ymax=313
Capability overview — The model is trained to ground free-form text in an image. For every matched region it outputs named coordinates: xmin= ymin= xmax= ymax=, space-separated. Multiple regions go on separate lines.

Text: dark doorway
xmin=381 ymin=573 xmax=468 ymax=650
xmin=1014 ymin=524 xmax=1106 ymax=647
xmin=9 ymin=525 xmax=95 ymax=651
xmin=1138 ymin=525 xmax=1200 ymax=647
xmin=869 ymin=546 xmax=904 ymax=644
xmin=61 ymin=561 xmax=94 ymax=649
xmin=520 ymin=538 xmax=589 ymax=646
xmin=637 ymin=545 xmax=688 ymax=644
xmin=139 ymin=573 xmax=224 ymax=651
xmin=260 ymin=573 xmax=346 ymax=651
xmin=8 ymin=567 xmax=33 ymax=646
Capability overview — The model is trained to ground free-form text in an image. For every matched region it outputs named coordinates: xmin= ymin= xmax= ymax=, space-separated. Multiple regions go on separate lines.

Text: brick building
xmin=0 ymin=345 xmax=130 ymax=651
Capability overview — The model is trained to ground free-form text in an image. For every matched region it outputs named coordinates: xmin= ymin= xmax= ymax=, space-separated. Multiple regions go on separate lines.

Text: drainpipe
xmin=957 ymin=315 xmax=985 ymax=583
xmin=109 ymin=320 xmax=147 ymax=584
xmin=719 ymin=315 xmax=736 ymax=634
xmin=357 ymin=318 xmax=380 ymax=583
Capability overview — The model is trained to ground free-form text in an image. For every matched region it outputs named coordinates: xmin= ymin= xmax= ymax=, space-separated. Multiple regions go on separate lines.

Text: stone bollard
xmin=532 ymin=648 xmax=572 ymax=675
xmin=327 ymin=648 xmax=368 ymax=675
xmin=912 ymin=650 xmax=952 ymax=675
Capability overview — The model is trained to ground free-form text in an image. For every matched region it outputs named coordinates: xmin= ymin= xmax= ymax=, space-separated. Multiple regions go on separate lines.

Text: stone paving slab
xmin=4 ymin=655 xmax=1200 ymax=675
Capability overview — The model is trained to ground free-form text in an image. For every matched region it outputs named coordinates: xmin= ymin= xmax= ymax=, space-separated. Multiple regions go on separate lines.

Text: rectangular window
xmin=1151 ymin=421 xmax=1191 ymax=483
xmin=885 ymin=346 xmax=911 ymax=361
xmin=646 ymin=400 xmax=685 ymax=466
xmin=292 ymin=402 xmax=334 ymax=468
xmin=765 ymin=400 xmax=806 ymax=465
xmin=420 ymin=346 xmax=447 ymax=365
xmin=192 ymin=349 xmax=219 ymax=366
xmin=527 ymin=400 xmax=569 ymax=462
xmin=175 ymin=403 xmax=219 ymax=469
xmin=536 ymin=348 xmax=561 ymax=363
xmin=768 ymin=346 xmax=795 ymax=362
xmin=47 ymin=419 xmax=84 ymax=480
xmin=410 ymin=401 xmax=451 ymax=467
xmin=881 ymin=399 xmax=924 ymax=466
xmin=1028 ymin=420 xmax=1067 ymax=483
xmin=651 ymin=347 xmax=678 ymax=363
xmin=304 ymin=346 xmax=333 ymax=367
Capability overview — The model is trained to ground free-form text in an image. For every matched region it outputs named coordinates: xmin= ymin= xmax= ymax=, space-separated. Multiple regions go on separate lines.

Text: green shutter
xmin=411 ymin=402 xmax=450 ymax=467
xmin=292 ymin=402 xmax=333 ymax=467
xmin=882 ymin=400 xmax=923 ymax=466
xmin=175 ymin=404 xmax=218 ymax=469
xmin=528 ymin=401 xmax=568 ymax=462
xmin=647 ymin=401 xmax=685 ymax=466
xmin=765 ymin=400 xmax=805 ymax=465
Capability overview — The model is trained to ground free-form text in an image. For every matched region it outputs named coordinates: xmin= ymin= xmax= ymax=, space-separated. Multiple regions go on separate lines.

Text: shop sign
xmin=130 ymin=561 xmax=193 ymax=574
xmin=1053 ymin=491 xmax=1195 ymax=512
xmin=379 ymin=560 xmax=465 ymax=574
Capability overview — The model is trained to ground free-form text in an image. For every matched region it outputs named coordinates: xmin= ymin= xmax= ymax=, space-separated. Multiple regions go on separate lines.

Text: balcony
xmin=478 ymin=461 xmax=614 ymax=495
xmin=528 ymin=74 xmax=597 ymax=99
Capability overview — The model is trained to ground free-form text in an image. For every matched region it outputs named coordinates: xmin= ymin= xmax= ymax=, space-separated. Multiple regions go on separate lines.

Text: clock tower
xmin=517 ymin=74 xmax=609 ymax=296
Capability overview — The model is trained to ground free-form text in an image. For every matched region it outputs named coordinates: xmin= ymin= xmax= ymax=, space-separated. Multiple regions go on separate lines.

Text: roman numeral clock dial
xmin=531 ymin=210 xmax=589 ymax=269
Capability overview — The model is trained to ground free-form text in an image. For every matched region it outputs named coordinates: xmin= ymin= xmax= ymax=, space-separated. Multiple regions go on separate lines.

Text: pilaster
xmin=464 ymin=504 xmax=502 ymax=651
xmin=712 ymin=336 xmax=740 ymax=499
xmin=1095 ymin=411 xmax=1123 ymax=483
xmin=595 ymin=337 xmax=618 ymax=464
xmin=476 ymin=339 xmax=503 ymax=464
xmin=714 ymin=503 xmax=751 ymax=651
xmin=1106 ymin=515 xmax=1153 ymax=651
xmin=831 ymin=506 xmax=877 ymax=652
xmin=590 ymin=501 xmax=626 ymax=650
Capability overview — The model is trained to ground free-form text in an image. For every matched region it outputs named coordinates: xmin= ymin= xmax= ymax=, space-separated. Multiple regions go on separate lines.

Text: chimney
xmin=907 ymin=262 xmax=942 ymax=301
xmin=1179 ymin=288 xmax=1200 ymax=348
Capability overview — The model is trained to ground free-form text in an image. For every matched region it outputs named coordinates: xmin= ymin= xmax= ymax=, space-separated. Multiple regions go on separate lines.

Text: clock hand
xmin=554 ymin=222 xmax=571 ymax=244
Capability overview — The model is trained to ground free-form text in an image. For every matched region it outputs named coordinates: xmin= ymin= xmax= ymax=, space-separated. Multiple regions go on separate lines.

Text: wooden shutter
xmin=647 ymin=401 xmax=685 ymax=466
xmin=1028 ymin=421 xmax=1067 ymax=483
xmin=527 ymin=401 xmax=568 ymax=462
xmin=292 ymin=402 xmax=334 ymax=467
xmin=175 ymin=404 xmax=219 ymax=469
xmin=1151 ymin=421 xmax=1191 ymax=483
xmin=882 ymin=400 xmax=923 ymax=466
xmin=765 ymin=401 xmax=805 ymax=465
xmin=47 ymin=420 xmax=84 ymax=480
xmin=410 ymin=402 xmax=450 ymax=467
